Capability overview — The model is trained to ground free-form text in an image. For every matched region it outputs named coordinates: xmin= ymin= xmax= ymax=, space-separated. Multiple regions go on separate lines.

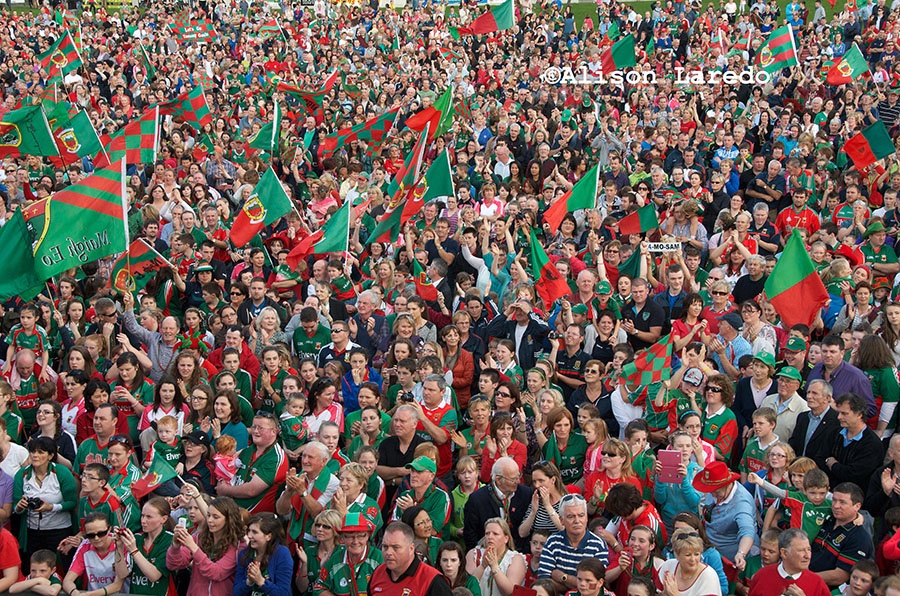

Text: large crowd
xmin=2 ymin=0 xmax=900 ymax=594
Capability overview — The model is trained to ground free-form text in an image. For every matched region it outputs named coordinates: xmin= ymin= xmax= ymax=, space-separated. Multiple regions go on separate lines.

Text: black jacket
xmin=483 ymin=313 xmax=550 ymax=371
xmin=864 ymin=462 xmax=900 ymax=519
xmin=464 ymin=483 xmax=533 ymax=553
xmin=788 ymin=407 xmax=841 ymax=472
xmin=829 ymin=427 xmax=884 ymax=490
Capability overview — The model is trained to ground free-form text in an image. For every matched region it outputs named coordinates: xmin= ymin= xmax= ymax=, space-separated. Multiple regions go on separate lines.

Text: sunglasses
xmin=496 ymin=391 xmax=511 ymax=398
xmin=706 ymin=387 xmax=724 ymax=393
xmin=601 ymin=451 xmax=620 ymax=457
xmin=711 ymin=291 xmax=729 ymax=296
xmin=84 ymin=529 xmax=111 ymax=540
xmin=109 ymin=435 xmax=132 ymax=448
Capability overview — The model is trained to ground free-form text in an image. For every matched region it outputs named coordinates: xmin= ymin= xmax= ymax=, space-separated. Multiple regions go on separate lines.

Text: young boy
xmin=737 ymin=528 xmax=780 ymax=595
xmin=144 ymin=416 xmax=181 ymax=469
xmin=4 ymin=304 xmax=50 ymax=371
xmin=10 ymin=550 xmax=62 ymax=595
xmin=740 ymin=407 xmax=780 ymax=483
xmin=476 ymin=368 xmax=501 ymax=402
xmin=328 ymin=259 xmax=357 ymax=302
xmin=279 ymin=393 xmax=309 ymax=464
xmin=385 ymin=358 xmax=418 ymax=410
xmin=76 ymin=462 xmax=123 ymax=532
xmin=839 ymin=560 xmax=879 ymax=596
xmin=749 ymin=467 xmax=832 ymax=542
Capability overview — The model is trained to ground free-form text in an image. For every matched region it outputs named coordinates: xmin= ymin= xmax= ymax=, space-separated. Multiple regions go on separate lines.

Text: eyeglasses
xmin=192 ymin=396 xmax=208 ymax=401
xmin=99 ymin=311 xmax=117 ymax=319
xmin=331 ymin=328 xmax=347 ymax=334
xmin=769 ymin=452 xmax=787 ymax=458
xmin=706 ymin=387 xmax=723 ymax=393
xmin=84 ymin=529 xmax=110 ymax=540
xmin=82 ymin=475 xmax=101 ymax=482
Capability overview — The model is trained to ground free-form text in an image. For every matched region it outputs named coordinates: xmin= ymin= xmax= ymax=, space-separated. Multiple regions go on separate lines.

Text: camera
xmin=548 ymin=331 xmax=560 ymax=340
xmin=400 ymin=392 xmax=415 ymax=403
xmin=25 ymin=497 xmax=43 ymax=510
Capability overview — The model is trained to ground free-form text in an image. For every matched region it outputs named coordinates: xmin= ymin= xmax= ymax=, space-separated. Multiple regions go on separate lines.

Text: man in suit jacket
xmin=483 ymin=299 xmax=551 ymax=371
xmin=463 ymin=457 xmax=533 ymax=553
xmin=825 ymin=392 xmax=884 ymax=490
xmin=425 ymin=258 xmax=454 ymax=313
xmin=789 ymin=379 xmax=840 ymax=471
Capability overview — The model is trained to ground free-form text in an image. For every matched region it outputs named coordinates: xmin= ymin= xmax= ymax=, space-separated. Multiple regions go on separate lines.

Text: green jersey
xmin=279 ymin=413 xmax=309 ymax=452
xmin=740 ymin=437 xmax=779 ymax=476
xmin=292 ymin=324 xmax=331 ymax=360
xmin=781 ymin=489 xmax=832 ymax=542
xmin=542 ymin=431 xmax=588 ymax=484
xmin=343 ymin=409 xmax=391 ymax=443
xmin=129 ymin=530 xmax=174 ymax=596
xmin=312 ymin=545 xmax=383 ymax=596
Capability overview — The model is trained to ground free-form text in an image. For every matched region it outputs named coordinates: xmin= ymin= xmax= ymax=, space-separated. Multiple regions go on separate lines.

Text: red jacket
xmin=207 ymin=342 xmax=261 ymax=385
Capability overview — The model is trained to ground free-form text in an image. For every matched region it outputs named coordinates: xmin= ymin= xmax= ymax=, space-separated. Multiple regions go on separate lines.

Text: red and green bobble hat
xmin=341 ymin=512 xmax=375 ymax=534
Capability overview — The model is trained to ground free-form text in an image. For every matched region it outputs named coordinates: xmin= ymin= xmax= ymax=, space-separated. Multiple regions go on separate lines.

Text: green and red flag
xmin=543 ymin=164 xmax=600 ymax=233
xmin=49 ymin=109 xmax=104 ymax=168
xmin=754 ymin=25 xmax=798 ymax=74
xmin=230 ymin=168 xmax=294 ymax=248
xmin=22 ymin=159 xmax=128 ymax=280
xmin=37 ymin=30 xmax=82 ymax=76
xmin=248 ymin=100 xmax=282 ymax=154
xmin=733 ymin=29 xmax=751 ymax=51
xmin=156 ymin=87 xmax=213 ymax=130
xmin=449 ymin=0 xmax=515 ymax=39
xmin=405 ymin=87 xmax=454 ymax=140
xmin=108 ymin=238 xmax=172 ymax=293
xmin=131 ymin=456 xmax=179 ymax=499
xmin=621 ymin=334 xmax=674 ymax=386
xmin=321 ymin=70 xmax=339 ymax=92
xmin=0 ymin=210 xmax=43 ymax=302
xmin=386 ymin=124 xmax=430 ymax=205
xmin=438 ymin=47 xmax=464 ymax=61
xmin=276 ymin=82 xmax=329 ymax=115
xmin=617 ymin=204 xmax=660 ymax=236
xmin=843 ymin=121 xmax=895 ymax=170
xmin=764 ymin=229 xmax=829 ymax=328
xmin=257 ymin=19 xmax=284 ymax=39
xmin=0 ymin=105 xmax=59 ymax=158
xmin=99 ymin=107 xmax=159 ymax=166
xmin=285 ymin=200 xmax=351 ymax=269
xmin=826 ymin=44 xmax=869 ymax=85
xmin=169 ymin=18 xmax=218 ymax=43
xmin=600 ymin=34 xmax=637 ymax=74
xmin=54 ymin=9 xmax=80 ymax=30
xmin=412 ymin=259 xmax=438 ymax=301
xmin=137 ymin=42 xmax=157 ymax=81
xmin=847 ymin=0 xmax=870 ymax=11
xmin=529 ymin=227 xmax=570 ymax=310
xmin=320 ymin=107 xmax=399 ymax=156
xmin=604 ymin=20 xmax=620 ymax=42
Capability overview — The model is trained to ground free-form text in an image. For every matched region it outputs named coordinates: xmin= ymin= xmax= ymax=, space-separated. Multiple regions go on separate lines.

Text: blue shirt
xmin=805 ymin=407 xmax=829 ymax=448
xmin=538 ymin=530 xmax=609 ymax=578
xmin=808 ymin=361 xmax=876 ymax=418
xmin=703 ymin=482 xmax=759 ymax=561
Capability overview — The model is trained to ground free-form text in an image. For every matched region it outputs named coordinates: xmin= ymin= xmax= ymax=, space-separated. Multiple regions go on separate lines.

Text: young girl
xmin=4 ymin=304 xmax=51 ymax=379
xmin=213 ymin=435 xmax=238 ymax=484
xmin=449 ymin=457 xmax=482 ymax=545
xmin=234 ymin=514 xmax=293 ymax=596
xmin=489 ymin=339 xmax=523 ymax=388
xmin=583 ymin=418 xmax=610 ymax=477
xmin=110 ymin=352 xmax=155 ymax=443
xmin=138 ymin=375 xmax=189 ymax=438
xmin=177 ymin=308 xmax=213 ymax=355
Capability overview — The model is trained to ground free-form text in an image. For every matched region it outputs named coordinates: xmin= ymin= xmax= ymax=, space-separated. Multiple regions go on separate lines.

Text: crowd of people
xmin=3 ymin=0 xmax=900 ymax=594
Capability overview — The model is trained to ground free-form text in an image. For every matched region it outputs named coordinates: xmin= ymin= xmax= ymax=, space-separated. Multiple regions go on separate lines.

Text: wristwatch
xmin=561 ymin=573 xmax=568 ymax=583
xmin=300 ymin=490 xmax=308 ymax=498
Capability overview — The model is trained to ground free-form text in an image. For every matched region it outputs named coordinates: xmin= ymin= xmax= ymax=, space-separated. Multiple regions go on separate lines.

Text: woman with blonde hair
xmin=249 ymin=306 xmax=288 ymax=357
xmin=658 ymin=530 xmax=723 ymax=595
xmin=295 ymin=509 xmax=342 ymax=594
xmin=583 ymin=437 xmax=642 ymax=515
xmin=466 ymin=517 xmax=526 ymax=596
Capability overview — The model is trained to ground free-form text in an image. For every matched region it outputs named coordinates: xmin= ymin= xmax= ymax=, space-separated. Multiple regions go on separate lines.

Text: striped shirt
xmin=537 ymin=530 xmax=609 ymax=578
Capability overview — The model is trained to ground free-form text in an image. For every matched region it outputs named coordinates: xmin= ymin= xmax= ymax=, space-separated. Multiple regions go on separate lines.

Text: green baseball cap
xmin=776 ymin=366 xmax=802 ymax=381
xmin=784 ymin=337 xmax=807 ymax=352
xmin=571 ymin=304 xmax=588 ymax=315
xmin=752 ymin=351 xmax=776 ymax=369
xmin=406 ymin=456 xmax=437 ymax=474
xmin=864 ymin=220 xmax=886 ymax=239
xmin=596 ymin=280 xmax=612 ymax=295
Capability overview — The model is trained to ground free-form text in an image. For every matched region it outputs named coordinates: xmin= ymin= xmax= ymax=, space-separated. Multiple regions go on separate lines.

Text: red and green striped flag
xmin=826 ymin=44 xmax=869 ymax=85
xmin=230 ymin=168 xmax=293 ymax=248
xmin=38 ymin=30 xmax=83 ymax=76
xmin=386 ymin=124 xmax=430 ymax=205
xmin=438 ymin=47 xmax=464 ymax=61
xmin=754 ymin=25 xmax=798 ymax=74
xmin=621 ymin=334 xmax=674 ymax=386
xmin=617 ymin=204 xmax=660 ymax=236
xmin=99 ymin=107 xmax=159 ymax=166
xmin=404 ymin=87 xmax=454 ymax=140
xmin=320 ymin=107 xmax=399 ymax=156
xmin=369 ymin=131 xmax=434 ymax=244
xmin=108 ymin=238 xmax=171 ymax=293
xmin=843 ymin=121 xmax=895 ymax=170
xmin=0 ymin=105 xmax=59 ymax=158
xmin=529 ymin=228 xmax=570 ymax=309
xmin=49 ymin=109 xmax=104 ymax=168
xmin=169 ymin=19 xmax=218 ymax=43
xmin=764 ymin=229 xmax=829 ymax=328
xmin=543 ymin=164 xmax=600 ymax=233
xmin=257 ymin=19 xmax=283 ymax=38
xmin=600 ymin=34 xmax=637 ymax=74
xmin=733 ymin=29 xmax=751 ymax=51
xmin=449 ymin=0 xmax=515 ymax=39
xmin=23 ymin=159 xmax=128 ymax=280
xmin=54 ymin=9 xmax=80 ymax=30
xmin=156 ymin=87 xmax=213 ymax=130
xmin=412 ymin=260 xmax=438 ymax=301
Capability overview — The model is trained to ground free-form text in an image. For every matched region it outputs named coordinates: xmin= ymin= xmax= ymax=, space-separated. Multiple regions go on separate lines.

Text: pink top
xmin=166 ymin=538 xmax=238 ymax=596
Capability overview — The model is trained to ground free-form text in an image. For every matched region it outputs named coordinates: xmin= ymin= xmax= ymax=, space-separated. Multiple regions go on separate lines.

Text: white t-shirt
xmin=658 ymin=558 xmax=723 ymax=596
xmin=0 ymin=443 xmax=29 ymax=478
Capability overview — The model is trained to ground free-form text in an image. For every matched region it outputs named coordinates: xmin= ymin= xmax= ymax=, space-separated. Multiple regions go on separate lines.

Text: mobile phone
xmin=177 ymin=516 xmax=188 ymax=529
xmin=658 ymin=449 xmax=683 ymax=483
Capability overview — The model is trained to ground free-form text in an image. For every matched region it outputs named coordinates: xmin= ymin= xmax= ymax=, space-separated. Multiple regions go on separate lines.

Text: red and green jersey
xmin=256 ymin=369 xmax=288 ymax=415
xmin=7 ymin=324 xmax=50 ymax=363
xmin=831 ymin=203 xmax=856 ymax=228
xmin=292 ymin=324 xmax=331 ymax=360
xmin=330 ymin=275 xmax=356 ymax=301
xmin=631 ymin=450 xmax=656 ymax=500
xmin=702 ymin=406 xmax=739 ymax=461
xmin=279 ymin=413 xmax=308 ymax=452
xmin=740 ymin=437 xmax=779 ymax=475
xmin=130 ymin=530 xmax=176 ymax=596
xmin=646 ymin=389 xmax=692 ymax=433
xmin=77 ymin=488 xmax=122 ymax=531
xmin=860 ymin=243 xmax=899 ymax=267
xmin=781 ymin=489 xmax=832 ymax=542
xmin=415 ymin=404 xmax=458 ymax=478
xmin=14 ymin=374 xmax=40 ymax=429
xmin=75 ymin=437 xmax=110 ymax=475
xmin=1 ymin=410 xmax=22 ymax=444
xmin=110 ymin=379 xmax=155 ymax=443
xmin=232 ymin=442 xmax=288 ymax=513
xmin=313 ymin=545 xmax=383 ymax=596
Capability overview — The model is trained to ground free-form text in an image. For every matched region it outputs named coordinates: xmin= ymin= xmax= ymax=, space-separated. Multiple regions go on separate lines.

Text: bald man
xmin=122 ymin=291 xmax=181 ymax=382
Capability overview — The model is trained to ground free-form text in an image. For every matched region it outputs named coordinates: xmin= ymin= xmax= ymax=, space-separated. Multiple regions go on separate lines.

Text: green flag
xmin=0 ymin=210 xmax=43 ymax=301
xmin=421 ymin=149 xmax=455 ymax=203
xmin=230 ymin=168 xmax=293 ymax=247
xmin=0 ymin=106 xmax=59 ymax=158
xmin=312 ymin=200 xmax=351 ymax=255
xmin=764 ymin=229 xmax=829 ymax=328
xmin=248 ymin=100 xmax=282 ymax=154
xmin=754 ymin=25 xmax=798 ymax=74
